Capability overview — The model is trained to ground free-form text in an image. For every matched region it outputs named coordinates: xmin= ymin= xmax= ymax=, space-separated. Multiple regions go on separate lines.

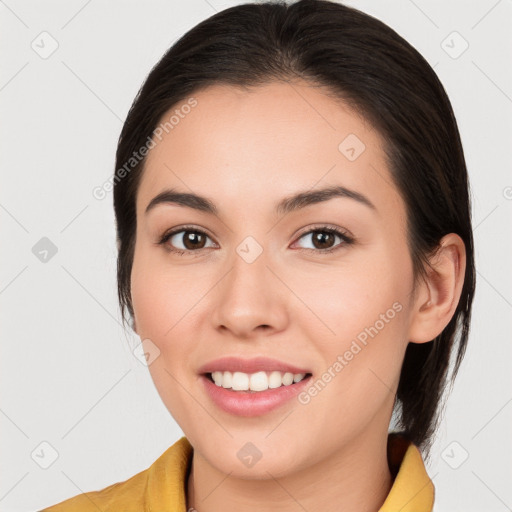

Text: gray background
xmin=1 ymin=0 xmax=511 ymax=511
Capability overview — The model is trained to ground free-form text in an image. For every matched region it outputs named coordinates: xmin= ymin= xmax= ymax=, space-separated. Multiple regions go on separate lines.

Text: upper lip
xmin=198 ymin=356 xmax=312 ymax=375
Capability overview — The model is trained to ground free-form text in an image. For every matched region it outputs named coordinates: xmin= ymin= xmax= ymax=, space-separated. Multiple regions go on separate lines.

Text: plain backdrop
xmin=1 ymin=1 xmax=511 ymax=511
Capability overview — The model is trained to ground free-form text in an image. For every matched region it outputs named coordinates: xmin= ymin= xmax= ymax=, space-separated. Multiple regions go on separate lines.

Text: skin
xmin=130 ymin=80 xmax=466 ymax=512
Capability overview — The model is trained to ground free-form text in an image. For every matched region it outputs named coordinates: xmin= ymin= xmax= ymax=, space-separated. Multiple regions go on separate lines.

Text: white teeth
xmin=210 ymin=370 xmax=307 ymax=391
xmin=282 ymin=372 xmax=294 ymax=386
xmin=232 ymin=372 xmax=249 ymax=391
xmin=212 ymin=371 xmax=223 ymax=386
xmin=293 ymin=373 xmax=304 ymax=383
xmin=250 ymin=371 xmax=268 ymax=392
xmin=221 ymin=371 xmax=232 ymax=389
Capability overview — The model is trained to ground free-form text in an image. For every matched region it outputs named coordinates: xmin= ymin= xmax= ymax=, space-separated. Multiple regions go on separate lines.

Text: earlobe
xmin=408 ymin=233 xmax=466 ymax=343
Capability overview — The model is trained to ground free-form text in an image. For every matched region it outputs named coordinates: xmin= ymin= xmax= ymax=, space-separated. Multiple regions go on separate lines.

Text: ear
xmin=408 ymin=233 xmax=466 ymax=343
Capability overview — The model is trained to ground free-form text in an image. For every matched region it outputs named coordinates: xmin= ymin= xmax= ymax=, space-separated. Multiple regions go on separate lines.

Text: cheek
xmin=293 ymin=248 xmax=412 ymax=405
xmin=131 ymin=247 xmax=198 ymax=427
xmin=130 ymin=245 xmax=203 ymax=388
xmin=130 ymin=244 xmax=197 ymax=339
xmin=290 ymin=248 xmax=411 ymax=342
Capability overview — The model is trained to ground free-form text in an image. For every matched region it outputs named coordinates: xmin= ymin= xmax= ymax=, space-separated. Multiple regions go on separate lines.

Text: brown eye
xmin=158 ymin=225 xmax=354 ymax=256
xmin=311 ymin=231 xmax=336 ymax=250
xmin=158 ymin=227 xmax=215 ymax=254
xmin=180 ymin=231 xmax=207 ymax=250
xmin=294 ymin=227 xmax=354 ymax=254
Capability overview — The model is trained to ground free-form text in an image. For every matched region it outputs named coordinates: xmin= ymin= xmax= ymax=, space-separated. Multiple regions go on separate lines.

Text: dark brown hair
xmin=113 ymin=0 xmax=475 ymax=459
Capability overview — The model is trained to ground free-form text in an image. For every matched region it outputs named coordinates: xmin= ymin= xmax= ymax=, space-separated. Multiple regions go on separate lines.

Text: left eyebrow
xmin=275 ymin=185 xmax=376 ymax=215
xmin=144 ymin=185 xmax=377 ymax=216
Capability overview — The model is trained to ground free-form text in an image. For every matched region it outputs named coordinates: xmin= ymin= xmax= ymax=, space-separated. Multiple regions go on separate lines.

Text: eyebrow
xmin=145 ymin=185 xmax=376 ymax=216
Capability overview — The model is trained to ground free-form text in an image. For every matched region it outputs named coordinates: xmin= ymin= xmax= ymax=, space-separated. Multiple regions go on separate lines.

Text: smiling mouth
xmin=203 ymin=370 xmax=313 ymax=393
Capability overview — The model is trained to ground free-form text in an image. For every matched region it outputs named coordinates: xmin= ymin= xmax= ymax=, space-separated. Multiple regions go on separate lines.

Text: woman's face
xmin=131 ymin=81 xmax=417 ymax=477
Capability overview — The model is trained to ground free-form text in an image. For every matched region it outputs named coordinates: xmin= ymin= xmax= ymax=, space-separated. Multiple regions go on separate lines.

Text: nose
xmin=210 ymin=247 xmax=289 ymax=339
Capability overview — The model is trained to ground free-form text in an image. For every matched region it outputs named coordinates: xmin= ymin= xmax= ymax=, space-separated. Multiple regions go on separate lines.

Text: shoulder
xmin=39 ymin=465 xmax=149 ymax=511
xmin=39 ymin=436 xmax=193 ymax=512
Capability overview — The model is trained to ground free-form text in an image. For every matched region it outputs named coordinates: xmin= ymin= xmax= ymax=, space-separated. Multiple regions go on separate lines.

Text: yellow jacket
xmin=41 ymin=433 xmax=434 ymax=511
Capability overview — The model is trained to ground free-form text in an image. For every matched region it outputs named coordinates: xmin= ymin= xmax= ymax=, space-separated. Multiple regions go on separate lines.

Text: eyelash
xmin=157 ymin=224 xmax=355 ymax=256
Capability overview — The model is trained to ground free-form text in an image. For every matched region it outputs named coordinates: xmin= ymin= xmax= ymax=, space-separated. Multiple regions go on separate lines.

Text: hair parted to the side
xmin=113 ymin=0 xmax=475 ymax=460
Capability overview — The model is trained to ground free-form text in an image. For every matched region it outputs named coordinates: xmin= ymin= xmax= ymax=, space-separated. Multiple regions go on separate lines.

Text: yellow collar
xmin=379 ymin=433 xmax=435 ymax=511
xmin=41 ymin=433 xmax=434 ymax=510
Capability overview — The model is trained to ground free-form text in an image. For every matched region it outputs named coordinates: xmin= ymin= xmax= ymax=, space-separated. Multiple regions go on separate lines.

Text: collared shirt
xmin=40 ymin=433 xmax=434 ymax=511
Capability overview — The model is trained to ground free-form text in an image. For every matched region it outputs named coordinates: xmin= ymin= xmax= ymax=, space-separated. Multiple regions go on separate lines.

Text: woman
xmin=41 ymin=0 xmax=475 ymax=510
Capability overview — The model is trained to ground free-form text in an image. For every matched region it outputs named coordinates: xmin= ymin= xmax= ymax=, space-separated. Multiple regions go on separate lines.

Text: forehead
xmin=137 ymin=81 xmax=404 ymax=221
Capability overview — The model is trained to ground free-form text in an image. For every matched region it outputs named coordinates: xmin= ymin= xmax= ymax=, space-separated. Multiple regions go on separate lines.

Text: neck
xmin=186 ymin=427 xmax=393 ymax=512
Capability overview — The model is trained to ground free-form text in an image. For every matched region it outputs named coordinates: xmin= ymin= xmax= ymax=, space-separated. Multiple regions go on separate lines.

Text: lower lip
xmin=200 ymin=374 xmax=312 ymax=417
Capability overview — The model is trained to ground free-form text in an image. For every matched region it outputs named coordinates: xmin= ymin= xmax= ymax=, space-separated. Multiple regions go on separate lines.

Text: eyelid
xmin=293 ymin=223 xmax=354 ymax=241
